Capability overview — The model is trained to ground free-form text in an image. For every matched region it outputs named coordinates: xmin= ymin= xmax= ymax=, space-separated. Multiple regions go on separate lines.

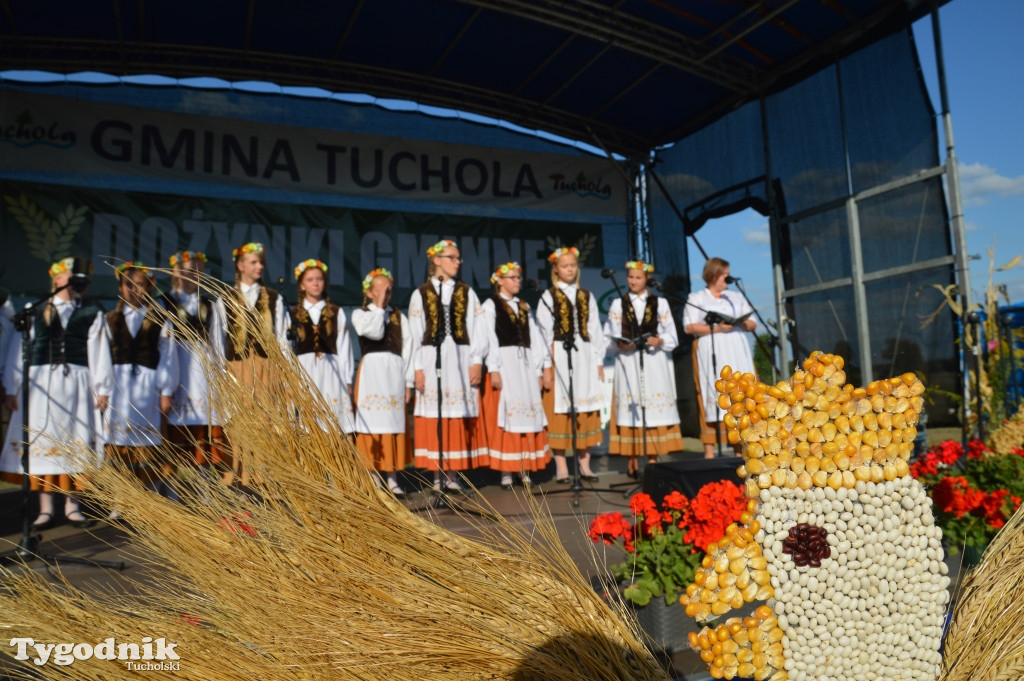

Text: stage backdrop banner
xmin=0 ymin=90 xmax=624 ymax=218
xmin=0 ymin=180 xmax=603 ymax=306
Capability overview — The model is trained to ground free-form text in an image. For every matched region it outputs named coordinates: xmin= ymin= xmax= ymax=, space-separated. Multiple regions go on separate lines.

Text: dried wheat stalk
xmin=0 ymin=274 xmax=669 ymax=681
xmin=940 ymin=501 xmax=1024 ymax=681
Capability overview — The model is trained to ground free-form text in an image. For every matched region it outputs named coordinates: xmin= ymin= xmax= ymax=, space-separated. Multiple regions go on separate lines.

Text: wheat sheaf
xmin=0 ymin=272 xmax=670 ymax=681
xmin=4 ymin=193 xmax=88 ymax=265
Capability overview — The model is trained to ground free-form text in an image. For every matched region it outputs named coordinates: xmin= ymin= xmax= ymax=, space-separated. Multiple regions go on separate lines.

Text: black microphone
xmin=521 ymin=278 xmax=542 ymax=290
xmin=647 ymin=279 xmax=663 ymax=290
xmin=69 ymin=257 xmax=91 ymax=293
xmin=725 ymin=275 xmax=739 ymax=284
xmin=601 ymin=268 xmax=615 ymax=279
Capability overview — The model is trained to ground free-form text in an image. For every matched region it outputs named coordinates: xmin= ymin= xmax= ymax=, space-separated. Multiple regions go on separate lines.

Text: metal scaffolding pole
xmin=932 ymin=9 xmax=976 ymax=442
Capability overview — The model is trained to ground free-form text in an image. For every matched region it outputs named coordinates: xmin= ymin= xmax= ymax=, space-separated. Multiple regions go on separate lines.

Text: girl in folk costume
xmin=104 ymin=262 xmax=179 ymax=501
xmin=408 ymin=239 xmax=490 ymax=491
xmin=480 ymin=262 xmax=552 ymax=489
xmin=604 ymin=260 xmax=684 ymax=478
xmin=351 ymin=268 xmax=413 ymax=496
xmin=535 ymin=246 xmax=606 ymax=483
xmin=1 ymin=258 xmax=113 ymax=529
xmin=162 ymin=251 xmax=229 ymax=476
xmin=682 ymin=257 xmax=756 ymax=458
xmin=291 ymin=259 xmax=355 ymax=434
xmin=214 ymin=242 xmax=289 ymax=484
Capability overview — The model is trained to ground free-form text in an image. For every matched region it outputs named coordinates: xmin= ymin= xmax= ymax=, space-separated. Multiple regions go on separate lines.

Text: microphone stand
xmin=703 ymin=310 xmax=725 ymax=459
xmin=603 ymin=273 xmax=656 ymax=497
xmin=432 ymin=277 xmax=449 ymax=508
xmin=2 ymin=284 xmax=125 ymax=570
xmin=277 ymin=277 xmax=298 ymax=352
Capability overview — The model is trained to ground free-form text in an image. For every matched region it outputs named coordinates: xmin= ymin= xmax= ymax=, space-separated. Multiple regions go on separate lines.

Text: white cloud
xmin=957 ymin=162 xmax=1024 ymax=206
xmin=743 ymin=222 xmax=771 ymax=245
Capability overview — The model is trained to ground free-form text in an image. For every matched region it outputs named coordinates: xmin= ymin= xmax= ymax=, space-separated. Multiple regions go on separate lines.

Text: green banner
xmin=0 ymin=181 xmax=603 ymax=307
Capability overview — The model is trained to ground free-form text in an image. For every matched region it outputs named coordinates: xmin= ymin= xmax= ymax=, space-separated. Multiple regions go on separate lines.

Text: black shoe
xmin=31 ymin=513 xmax=54 ymax=530
xmin=66 ymin=512 xmax=96 ymax=529
xmin=555 ymin=477 xmax=570 ymax=484
xmin=501 ymin=484 xmax=515 ymax=491
xmin=581 ymin=474 xmax=600 ymax=483
xmin=628 ymin=470 xmax=641 ymax=480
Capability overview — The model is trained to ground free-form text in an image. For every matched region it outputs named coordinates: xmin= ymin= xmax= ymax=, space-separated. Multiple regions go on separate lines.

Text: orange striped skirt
xmin=413 ymin=416 xmax=489 ymax=471
xmin=480 ymin=373 xmax=550 ymax=472
xmin=0 ymin=472 xmax=88 ymax=492
xmin=356 ymin=432 xmax=412 ymax=472
xmin=541 ymin=387 xmax=602 ymax=453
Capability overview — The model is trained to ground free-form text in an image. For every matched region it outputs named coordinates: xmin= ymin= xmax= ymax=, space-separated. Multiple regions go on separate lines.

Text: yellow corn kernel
xmin=883 ymin=462 xmax=897 ymax=481
xmin=741 ymin=582 xmax=759 ymax=602
xmin=827 ymin=470 xmax=843 ymax=489
xmin=711 ymin=600 xmax=731 ymax=616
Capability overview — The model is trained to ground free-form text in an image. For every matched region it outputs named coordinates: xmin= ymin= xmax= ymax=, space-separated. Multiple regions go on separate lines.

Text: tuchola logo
xmin=548 ymin=171 xmax=612 ymax=200
xmin=0 ymin=111 xmax=77 ymax=148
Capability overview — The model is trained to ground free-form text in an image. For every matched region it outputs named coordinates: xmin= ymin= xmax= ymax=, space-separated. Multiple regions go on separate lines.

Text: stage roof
xmin=0 ymin=0 xmax=944 ymax=158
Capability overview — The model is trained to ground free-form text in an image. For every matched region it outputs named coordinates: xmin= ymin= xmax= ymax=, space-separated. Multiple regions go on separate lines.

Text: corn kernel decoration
xmin=681 ymin=351 xmax=950 ymax=681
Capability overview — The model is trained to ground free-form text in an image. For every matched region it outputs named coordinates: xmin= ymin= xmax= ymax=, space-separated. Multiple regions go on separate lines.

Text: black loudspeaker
xmin=641 ymin=456 xmax=743 ymax=500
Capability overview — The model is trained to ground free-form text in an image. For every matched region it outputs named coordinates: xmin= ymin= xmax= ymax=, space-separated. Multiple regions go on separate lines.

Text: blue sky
xmin=690 ymin=0 xmax=1024 ymax=332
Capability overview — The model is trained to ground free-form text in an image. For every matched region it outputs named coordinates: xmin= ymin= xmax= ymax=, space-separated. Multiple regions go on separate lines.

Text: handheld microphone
xmin=69 ymin=257 xmax=92 ymax=293
xmin=725 ymin=275 xmax=739 ymax=284
xmin=601 ymin=269 xmax=615 ymax=279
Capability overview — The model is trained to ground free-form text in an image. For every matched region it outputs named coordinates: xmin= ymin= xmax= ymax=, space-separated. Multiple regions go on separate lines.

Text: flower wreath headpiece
xmin=114 ymin=261 xmax=153 ymax=281
xmin=625 ymin=260 xmax=654 ymax=274
xmin=48 ymin=257 xmax=92 ymax=278
xmin=232 ymin=242 xmax=265 ymax=260
xmin=362 ymin=267 xmax=393 ymax=292
xmin=490 ymin=261 xmax=521 ymax=284
xmin=426 ymin=239 xmax=458 ymax=257
xmin=548 ymin=246 xmax=579 ymax=263
xmin=294 ymin=259 xmax=328 ymax=281
xmin=169 ymin=251 xmax=208 ymax=267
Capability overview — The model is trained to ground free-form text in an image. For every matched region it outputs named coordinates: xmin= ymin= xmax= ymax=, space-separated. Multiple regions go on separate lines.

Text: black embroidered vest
xmin=621 ymin=294 xmax=659 ymax=341
xmin=225 ymin=286 xmax=279 ymax=361
xmin=358 ymin=307 xmax=404 ymax=356
xmin=493 ymin=296 xmax=531 ymax=348
xmin=291 ymin=302 xmax=338 ymax=356
xmin=549 ymin=286 xmax=591 ymax=343
xmin=107 ymin=305 xmax=162 ymax=370
xmin=161 ymin=292 xmax=213 ymax=341
xmin=418 ymin=281 xmax=470 ymax=346
xmin=30 ymin=301 xmax=102 ymax=367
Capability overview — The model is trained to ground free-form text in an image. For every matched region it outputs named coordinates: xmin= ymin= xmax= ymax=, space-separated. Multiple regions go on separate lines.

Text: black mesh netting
xmin=649 ymin=28 xmax=958 ymax=429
